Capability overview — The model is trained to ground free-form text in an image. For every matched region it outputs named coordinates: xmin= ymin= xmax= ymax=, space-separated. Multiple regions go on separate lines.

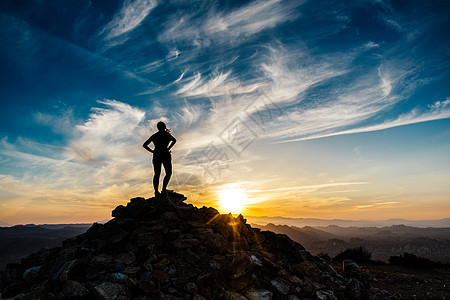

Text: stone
xmin=245 ymin=289 xmax=273 ymax=300
xmin=90 ymin=254 xmax=113 ymax=267
xmin=271 ymin=277 xmax=291 ymax=294
xmin=125 ymin=197 xmax=147 ymax=218
xmin=193 ymin=294 xmax=207 ymax=300
xmin=139 ymin=276 xmax=159 ymax=293
xmin=163 ymin=211 xmax=179 ymax=221
xmin=172 ymin=239 xmax=200 ymax=249
xmin=58 ymin=259 xmax=85 ymax=282
xmin=112 ymin=205 xmax=126 ymax=218
xmin=102 ymin=227 xmax=129 ymax=245
xmin=197 ymin=272 xmax=225 ymax=299
xmin=93 ymin=282 xmax=126 ymax=300
xmin=184 ymin=248 xmax=201 ymax=264
xmin=206 ymin=232 xmax=227 ymax=253
xmin=250 ymin=255 xmax=262 ymax=266
xmin=152 ymin=269 xmax=170 ymax=284
xmin=153 ymin=257 xmax=171 ymax=269
xmin=62 ymin=280 xmax=89 ymax=297
xmin=114 ymin=253 xmax=136 ymax=265
xmin=23 ymin=266 xmax=40 ymax=284
xmin=123 ymin=266 xmax=141 ymax=276
xmin=223 ymin=253 xmax=253 ymax=279
xmin=185 ymin=282 xmax=198 ymax=293
xmin=316 ymin=290 xmax=338 ymax=300
xmin=111 ymin=273 xmax=128 ymax=283
xmin=346 ymin=278 xmax=361 ymax=300
xmin=292 ymin=261 xmax=321 ymax=277
xmin=223 ymin=290 xmax=248 ymax=300
xmin=230 ymin=275 xmax=252 ymax=291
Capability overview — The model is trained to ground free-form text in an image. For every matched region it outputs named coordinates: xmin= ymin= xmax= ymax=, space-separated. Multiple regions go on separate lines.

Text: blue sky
xmin=0 ymin=0 xmax=449 ymax=225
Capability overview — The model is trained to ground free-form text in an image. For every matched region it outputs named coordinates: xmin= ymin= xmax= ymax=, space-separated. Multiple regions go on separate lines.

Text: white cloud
xmin=176 ymin=71 xmax=261 ymax=98
xmin=101 ymin=0 xmax=158 ymax=41
xmin=280 ymin=99 xmax=450 ymax=143
xmin=69 ymin=100 xmax=146 ymax=162
xmin=260 ymin=46 xmax=346 ymax=104
xmin=159 ymin=0 xmax=301 ymax=46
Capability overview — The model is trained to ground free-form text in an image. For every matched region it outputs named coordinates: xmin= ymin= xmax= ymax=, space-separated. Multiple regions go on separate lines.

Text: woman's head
xmin=157 ymin=121 xmax=167 ymax=132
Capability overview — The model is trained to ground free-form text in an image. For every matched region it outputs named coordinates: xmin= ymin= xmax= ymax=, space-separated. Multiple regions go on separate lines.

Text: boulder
xmin=62 ymin=280 xmax=89 ymax=298
xmin=23 ymin=266 xmax=40 ymax=284
xmin=93 ymin=282 xmax=127 ymax=300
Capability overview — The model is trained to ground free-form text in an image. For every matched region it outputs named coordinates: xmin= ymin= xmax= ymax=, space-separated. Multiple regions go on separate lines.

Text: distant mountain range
xmin=0 ymin=223 xmax=92 ymax=268
xmin=246 ymin=216 xmax=450 ymax=228
xmin=255 ymin=223 xmax=450 ymax=262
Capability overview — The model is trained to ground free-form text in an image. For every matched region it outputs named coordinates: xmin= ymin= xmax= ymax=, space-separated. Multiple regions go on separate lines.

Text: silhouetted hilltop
xmin=0 ymin=192 xmax=398 ymax=299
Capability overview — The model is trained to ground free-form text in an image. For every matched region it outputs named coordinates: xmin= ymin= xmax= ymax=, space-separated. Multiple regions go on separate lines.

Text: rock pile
xmin=1 ymin=192 xmax=399 ymax=299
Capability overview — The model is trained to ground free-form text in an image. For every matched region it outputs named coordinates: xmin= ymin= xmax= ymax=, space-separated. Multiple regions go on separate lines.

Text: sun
xmin=218 ymin=186 xmax=247 ymax=214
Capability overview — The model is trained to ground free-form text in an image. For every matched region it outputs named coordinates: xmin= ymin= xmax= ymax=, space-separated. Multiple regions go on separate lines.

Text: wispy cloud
xmin=100 ymin=0 xmax=158 ymax=41
xmin=69 ymin=100 xmax=146 ymax=162
xmin=159 ymin=0 xmax=301 ymax=46
xmin=176 ymin=71 xmax=260 ymax=98
xmin=283 ymin=99 xmax=450 ymax=142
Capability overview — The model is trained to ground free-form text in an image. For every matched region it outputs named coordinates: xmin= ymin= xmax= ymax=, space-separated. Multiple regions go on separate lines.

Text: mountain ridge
xmin=246 ymin=216 xmax=450 ymax=228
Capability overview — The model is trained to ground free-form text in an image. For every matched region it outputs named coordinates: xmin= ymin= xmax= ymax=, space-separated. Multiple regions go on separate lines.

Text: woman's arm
xmin=143 ymin=136 xmax=154 ymax=153
xmin=167 ymin=136 xmax=177 ymax=151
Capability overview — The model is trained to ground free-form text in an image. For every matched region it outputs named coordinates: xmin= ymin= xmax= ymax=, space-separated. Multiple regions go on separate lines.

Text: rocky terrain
xmin=361 ymin=263 xmax=450 ymax=300
xmin=0 ymin=192 xmax=399 ymax=299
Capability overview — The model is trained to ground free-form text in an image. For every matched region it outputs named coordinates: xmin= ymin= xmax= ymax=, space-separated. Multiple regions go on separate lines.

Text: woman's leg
xmin=162 ymin=157 xmax=172 ymax=192
xmin=153 ymin=158 xmax=162 ymax=194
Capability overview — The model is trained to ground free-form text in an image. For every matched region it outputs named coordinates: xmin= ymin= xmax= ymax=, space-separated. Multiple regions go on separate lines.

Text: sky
xmin=0 ymin=0 xmax=449 ymax=225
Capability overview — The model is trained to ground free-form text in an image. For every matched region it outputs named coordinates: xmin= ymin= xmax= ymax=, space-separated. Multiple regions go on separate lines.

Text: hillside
xmin=0 ymin=192 xmax=398 ymax=299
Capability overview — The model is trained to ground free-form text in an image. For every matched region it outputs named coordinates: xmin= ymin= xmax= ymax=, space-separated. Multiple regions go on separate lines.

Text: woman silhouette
xmin=143 ymin=121 xmax=177 ymax=196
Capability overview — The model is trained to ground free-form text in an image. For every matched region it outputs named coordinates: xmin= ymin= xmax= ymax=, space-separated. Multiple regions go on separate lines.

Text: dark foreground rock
xmin=0 ymin=192 xmax=399 ymax=299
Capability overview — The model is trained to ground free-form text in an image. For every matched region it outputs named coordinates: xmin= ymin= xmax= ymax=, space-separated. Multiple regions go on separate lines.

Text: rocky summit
xmin=0 ymin=192 xmax=399 ymax=300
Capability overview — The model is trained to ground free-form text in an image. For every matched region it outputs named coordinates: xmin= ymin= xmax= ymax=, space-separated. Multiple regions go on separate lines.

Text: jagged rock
xmin=111 ymin=272 xmax=128 ymax=283
xmin=91 ymin=254 xmax=113 ymax=267
xmin=292 ymin=260 xmax=322 ymax=277
xmin=172 ymin=238 xmax=200 ymax=249
xmin=114 ymin=253 xmax=135 ymax=265
xmin=62 ymin=280 xmax=89 ymax=297
xmin=22 ymin=266 xmax=40 ymax=284
xmin=223 ymin=253 xmax=253 ymax=279
xmin=270 ymin=277 xmax=291 ymax=294
xmin=0 ymin=192 xmax=395 ymax=299
xmin=223 ymin=290 xmax=247 ymax=300
xmin=123 ymin=266 xmax=140 ymax=276
xmin=245 ymin=288 xmax=273 ymax=300
xmin=93 ymin=282 xmax=126 ymax=300
xmin=316 ymin=289 xmax=338 ymax=300
xmin=111 ymin=205 xmax=126 ymax=218
xmin=184 ymin=282 xmax=198 ymax=293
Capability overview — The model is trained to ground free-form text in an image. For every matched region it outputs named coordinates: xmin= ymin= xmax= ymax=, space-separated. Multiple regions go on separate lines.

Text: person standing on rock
xmin=143 ymin=121 xmax=177 ymax=197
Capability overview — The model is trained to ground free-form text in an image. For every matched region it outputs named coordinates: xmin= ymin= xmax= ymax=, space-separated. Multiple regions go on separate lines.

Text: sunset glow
xmin=218 ymin=185 xmax=247 ymax=214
